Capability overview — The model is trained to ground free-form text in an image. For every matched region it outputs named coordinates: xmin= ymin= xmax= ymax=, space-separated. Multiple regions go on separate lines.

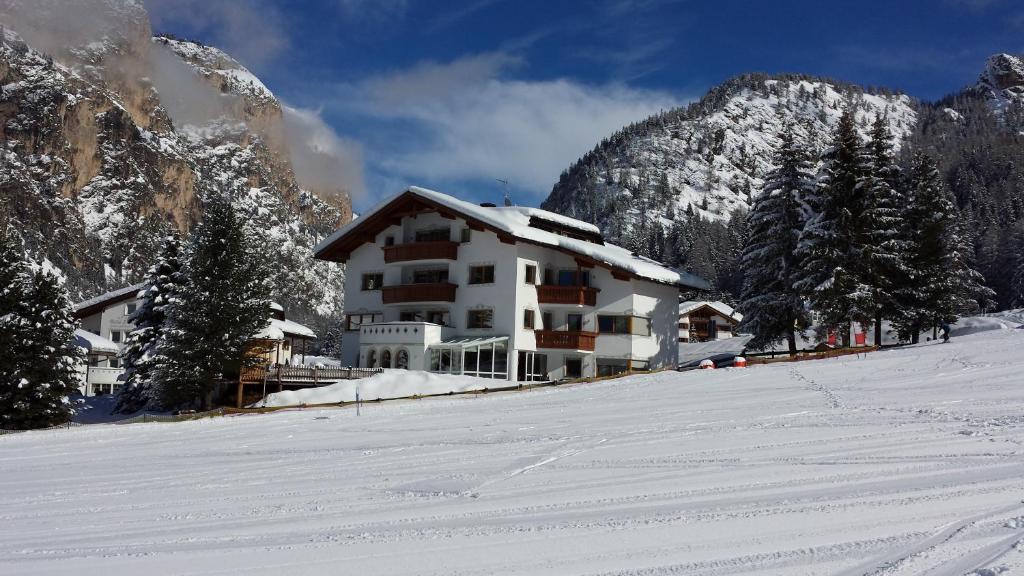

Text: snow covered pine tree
xmin=0 ymin=218 xmax=81 ymax=430
xmin=152 ymin=192 xmax=273 ymax=410
xmin=860 ymin=115 xmax=911 ymax=346
xmin=795 ymin=108 xmax=873 ymax=345
xmin=738 ymin=124 xmax=814 ymax=355
xmin=115 ymin=235 xmax=183 ymax=414
xmin=894 ymin=154 xmax=993 ymax=342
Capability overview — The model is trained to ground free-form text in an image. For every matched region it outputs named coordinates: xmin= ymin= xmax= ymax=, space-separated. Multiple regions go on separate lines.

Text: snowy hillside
xmin=543 ymin=73 xmax=916 ymax=230
xmin=3 ymin=329 xmax=1024 ymax=575
xmin=0 ymin=1 xmax=352 ymax=324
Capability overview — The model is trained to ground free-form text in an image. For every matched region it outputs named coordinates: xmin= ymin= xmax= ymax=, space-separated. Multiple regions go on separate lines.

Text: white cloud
xmin=339 ymin=52 xmax=682 ymax=199
xmin=282 ymin=106 xmax=367 ymax=203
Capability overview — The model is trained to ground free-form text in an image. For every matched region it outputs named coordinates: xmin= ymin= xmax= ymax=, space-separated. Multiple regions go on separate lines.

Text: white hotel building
xmin=314 ymin=187 xmax=709 ymax=382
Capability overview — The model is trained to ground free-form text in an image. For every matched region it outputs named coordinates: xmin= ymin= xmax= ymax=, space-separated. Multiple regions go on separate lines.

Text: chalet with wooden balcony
xmin=314 ymin=186 xmax=710 ymax=382
xmin=678 ymin=301 xmax=744 ymax=342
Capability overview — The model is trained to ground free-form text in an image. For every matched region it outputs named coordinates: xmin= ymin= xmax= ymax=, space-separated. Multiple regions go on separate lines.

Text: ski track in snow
xmin=3 ymin=330 xmax=1024 ymax=575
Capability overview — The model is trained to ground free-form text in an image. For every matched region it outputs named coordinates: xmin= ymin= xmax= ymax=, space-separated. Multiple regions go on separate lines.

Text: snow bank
xmin=258 ymin=370 xmax=496 ymax=407
xmin=950 ymin=315 xmax=1021 ymax=337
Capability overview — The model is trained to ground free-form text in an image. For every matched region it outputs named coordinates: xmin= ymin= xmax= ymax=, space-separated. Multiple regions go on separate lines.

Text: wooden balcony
xmin=536 ymin=284 xmax=598 ymax=306
xmin=382 ymin=282 xmax=458 ymax=304
xmin=535 ymin=330 xmax=597 ymax=351
xmin=383 ymin=241 xmax=459 ymax=263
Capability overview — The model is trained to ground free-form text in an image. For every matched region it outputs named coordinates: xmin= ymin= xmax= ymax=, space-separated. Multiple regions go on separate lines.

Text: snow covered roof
xmin=252 ymin=318 xmax=317 ymax=341
xmin=74 ymin=283 xmax=145 ymax=318
xmin=269 ymin=302 xmax=284 ymax=312
xmin=273 ymin=318 xmax=317 ymax=339
xmin=679 ymin=301 xmax=743 ymax=322
xmin=73 ymin=329 xmax=119 ymax=356
xmin=315 ymin=187 xmax=710 ymax=290
xmin=490 ymin=206 xmax=602 ymax=236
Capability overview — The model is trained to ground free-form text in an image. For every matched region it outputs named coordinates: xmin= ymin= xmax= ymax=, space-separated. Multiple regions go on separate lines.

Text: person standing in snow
xmin=940 ymin=322 xmax=951 ymax=343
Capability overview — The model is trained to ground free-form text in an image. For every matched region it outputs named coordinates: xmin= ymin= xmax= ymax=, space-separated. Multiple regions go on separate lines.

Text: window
xmin=565 ymin=358 xmax=583 ymax=379
xmin=366 ymin=349 xmax=377 ymax=368
xmin=385 ymin=235 xmax=395 ymax=246
xmin=426 ymin=310 xmax=449 ymax=326
xmin=109 ymin=357 xmax=121 ymax=369
xmin=557 ymin=269 xmax=589 ymax=286
xmin=567 ymin=313 xmax=583 ymax=332
xmin=468 ymin=265 xmax=495 ymax=285
xmin=542 ymin=312 xmax=553 ymax=330
xmin=598 ymin=315 xmax=649 ymax=335
xmin=467 ymin=309 xmax=494 ymax=329
xmin=416 ymin=228 xmax=450 ymax=242
xmin=543 ymin=268 xmax=554 ymax=285
xmin=346 ymin=313 xmax=382 ymax=331
xmin=126 ymin=303 xmax=137 ymax=316
xmin=630 ymin=359 xmax=651 ymax=371
xmin=460 ymin=227 xmax=471 ymax=243
xmin=680 ymin=322 xmax=689 ymax=330
xmin=525 ymin=264 xmax=537 ymax=284
xmin=380 ymin=349 xmax=392 ymax=369
xmin=413 ymin=268 xmax=449 ymax=284
xmin=110 ymin=330 xmax=122 ymax=343
xmin=361 ymin=273 xmax=383 ymax=291
xmin=517 ymin=351 xmax=548 ymax=381
xmin=396 ymin=349 xmax=409 ymax=370
xmin=597 ymin=358 xmax=629 ymax=377
xmin=400 ymin=311 xmax=422 ymax=322
xmin=523 ymin=309 xmax=535 ymax=329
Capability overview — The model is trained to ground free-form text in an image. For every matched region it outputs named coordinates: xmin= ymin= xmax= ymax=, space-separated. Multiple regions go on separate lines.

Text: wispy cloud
xmin=425 ymin=0 xmax=506 ymax=33
xmin=329 ymin=51 xmax=682 ymax=200
xmin=145 ymin=0 xmax=290 ymax=70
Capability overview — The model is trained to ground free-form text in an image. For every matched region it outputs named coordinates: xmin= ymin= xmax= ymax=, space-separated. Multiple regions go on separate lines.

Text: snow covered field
xmin=3 ymin=329 xmax=1024 ymax=575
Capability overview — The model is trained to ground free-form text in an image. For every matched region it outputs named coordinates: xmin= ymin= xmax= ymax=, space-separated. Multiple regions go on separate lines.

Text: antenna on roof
xmin=496 ymin=178 xmax=512 ymax=207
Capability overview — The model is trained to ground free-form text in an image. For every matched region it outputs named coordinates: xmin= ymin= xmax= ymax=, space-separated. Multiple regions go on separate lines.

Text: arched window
xmin=366 ymin=349 xmax=377 ymax=368
xmin=380 ymin=349 xmax=392 ymax=369
xmin=396 ymin=349 xmax=409 ymax=370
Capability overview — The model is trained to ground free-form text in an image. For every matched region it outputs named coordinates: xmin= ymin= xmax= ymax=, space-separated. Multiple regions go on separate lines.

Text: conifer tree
xmin=0 ymin=220 xmax=82 ymax=429
xmin=796 ymin=108 xmax=872 ymax=344
xmin=893 ymin=154 xmax=993 ymax=342
xmin=861 ymin=115 xmax=909 ymax=345
xmin=116 ymin=234 xmax=183 ymax=413
xmin=738 ymin=126 xmax=814 ymax=354
xmin=152 ymin=193 xmax=273 ymax=410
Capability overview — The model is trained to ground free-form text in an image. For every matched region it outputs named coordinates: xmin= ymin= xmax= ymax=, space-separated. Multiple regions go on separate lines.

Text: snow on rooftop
xmin=317 ymin=187 xmax=710 ymax=290
xmin=679 ymin=300 xmax=742 ymax=321
xmin=73 ymin=283 xmax=145 ymax=313
xmin=73 ymin=329 xmax=119 ymax=355
xmin=253 ymin=317 xmax=317 ymax=340
xmin=491 ymin=205 xmax=602 ymax=235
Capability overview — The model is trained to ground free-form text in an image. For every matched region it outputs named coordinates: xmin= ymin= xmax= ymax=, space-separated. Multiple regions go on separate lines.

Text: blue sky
xmin=145 ymin=0 xmax=1024 ymax=210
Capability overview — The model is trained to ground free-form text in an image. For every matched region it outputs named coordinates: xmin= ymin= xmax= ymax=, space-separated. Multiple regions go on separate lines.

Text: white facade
xmin=320 ymin=187 xmax=708 ymax=382
xmin=75 ymin=285 xmax=143 ymax=396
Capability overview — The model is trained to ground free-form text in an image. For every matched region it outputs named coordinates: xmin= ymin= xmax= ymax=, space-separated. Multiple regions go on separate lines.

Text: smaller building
xmin=73 ymin=284 xmax=317 ymax=396
xmin=678 ymin=301 xmax=743 ymax=342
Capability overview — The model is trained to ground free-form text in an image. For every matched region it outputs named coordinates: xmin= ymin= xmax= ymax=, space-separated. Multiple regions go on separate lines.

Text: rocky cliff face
xmin=0 ymin=0 xmax=352 ymax=326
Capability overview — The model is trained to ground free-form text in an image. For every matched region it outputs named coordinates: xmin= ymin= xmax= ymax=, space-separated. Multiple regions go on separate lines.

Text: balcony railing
xmin=536 ymin=284 xmax=598 ymax=306
xmin=535 ymin=330 xmax=597 ymax=351
xmin=382 ymin=282 xmax=458 ymax=304
xmin=383 ymin=241 xmax=459 ymax=263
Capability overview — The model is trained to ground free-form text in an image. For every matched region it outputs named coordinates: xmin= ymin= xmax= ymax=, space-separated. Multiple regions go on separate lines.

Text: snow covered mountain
xmin=974 ymin=52 xmax=1024 ymax=129
xmin=542 ymin=74 xmax=916 ymax=233
xmin=0 ymin=0 xmax=352 ymax=326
